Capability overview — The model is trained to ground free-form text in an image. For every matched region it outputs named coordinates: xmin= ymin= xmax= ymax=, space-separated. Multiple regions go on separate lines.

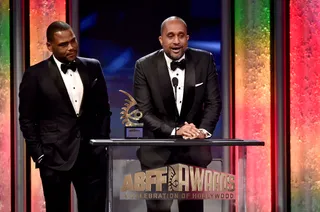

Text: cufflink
xmin=37 ymin=154 xmax=44 ymax=163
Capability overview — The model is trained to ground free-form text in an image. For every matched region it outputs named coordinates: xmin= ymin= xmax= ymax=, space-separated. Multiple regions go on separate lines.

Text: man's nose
xmin=67 ymin=43 xmax=74 ymax=50
xmin=173 ymin=36 xmax=180 ymax=44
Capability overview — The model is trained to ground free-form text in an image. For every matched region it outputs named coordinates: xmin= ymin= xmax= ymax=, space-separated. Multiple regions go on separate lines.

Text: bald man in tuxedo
xmin=133 ymin=16 xmax=222 ymax=212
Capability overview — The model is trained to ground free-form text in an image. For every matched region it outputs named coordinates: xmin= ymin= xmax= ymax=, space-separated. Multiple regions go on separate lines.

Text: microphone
xmin=172 ymin=77 xmax=179 ymax=138
xmin=172 ymin=77 xmax=178 ymax=93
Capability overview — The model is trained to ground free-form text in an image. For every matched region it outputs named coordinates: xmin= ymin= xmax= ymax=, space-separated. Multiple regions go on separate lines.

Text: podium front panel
xmin=94 ymin=139 xmax=257 ymax=212
xmin=112 ymin=157 xmax=225 ymax=212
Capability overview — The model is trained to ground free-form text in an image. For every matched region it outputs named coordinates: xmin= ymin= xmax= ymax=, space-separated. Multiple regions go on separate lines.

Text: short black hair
xmin=46 ymin=21 xmax=71 ymax=42
xmin=160 ymin=16 xmax=187 ymax=35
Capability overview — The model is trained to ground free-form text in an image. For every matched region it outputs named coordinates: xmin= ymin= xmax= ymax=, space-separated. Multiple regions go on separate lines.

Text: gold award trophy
xmin=119 ymin=90 xmax=144 ymax=139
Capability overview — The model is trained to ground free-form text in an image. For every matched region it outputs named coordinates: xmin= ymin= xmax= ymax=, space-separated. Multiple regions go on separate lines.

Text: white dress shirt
xmin=164 ymin=53 xmax=185 ymax=115
xmin=163 ymin=53 xmax=211 ymax=138
xmin=53 ymin=55 xmax=84 ymax=115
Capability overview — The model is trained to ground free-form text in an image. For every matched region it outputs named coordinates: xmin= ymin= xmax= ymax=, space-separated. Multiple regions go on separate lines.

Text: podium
xmin=90 ymin=139 xmax=264 ymax=212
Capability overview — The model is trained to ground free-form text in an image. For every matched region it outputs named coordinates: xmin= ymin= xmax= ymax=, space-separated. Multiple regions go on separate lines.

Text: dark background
xmin=79 ymin=0 xmax=222 ymax=138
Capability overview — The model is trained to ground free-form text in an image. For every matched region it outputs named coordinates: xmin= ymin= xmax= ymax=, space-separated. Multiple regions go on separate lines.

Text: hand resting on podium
xmin=177 ymin=122 xmax=211 ymax=139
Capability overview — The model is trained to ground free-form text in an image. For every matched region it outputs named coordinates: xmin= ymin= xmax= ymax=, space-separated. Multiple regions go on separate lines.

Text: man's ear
xmin=158 ymin=36 xmax=163 ymax=46
xmin=46 ymin=42 xmax=52 ymax=52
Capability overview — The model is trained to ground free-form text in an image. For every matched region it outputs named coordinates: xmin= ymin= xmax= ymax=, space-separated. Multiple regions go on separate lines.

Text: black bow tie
xmin=170 ymin=59 xmax=186 ymax=71
xmin=61 ymin=62 xmax=77 ymax=74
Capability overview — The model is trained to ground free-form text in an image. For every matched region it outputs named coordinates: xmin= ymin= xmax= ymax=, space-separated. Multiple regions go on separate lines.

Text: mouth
xmin=67 ymin=51 xmax=77 ymax=57
xmin=171 ymin=47 xmax=182 ymax=54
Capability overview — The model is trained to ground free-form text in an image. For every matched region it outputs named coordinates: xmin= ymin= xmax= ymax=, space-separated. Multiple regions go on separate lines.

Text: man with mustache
xmin=19 ymin=21 xmax=111 ymax=212
xmin=133 ymin=16 xmax=222 ymax=212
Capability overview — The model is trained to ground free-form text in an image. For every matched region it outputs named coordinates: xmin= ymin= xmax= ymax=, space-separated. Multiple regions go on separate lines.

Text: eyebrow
xmin=58 ymin=41 xmax=69 ymax=46
xmin=58 ymin=37 xmax=76 ymax=46
xmin=166 ymin=31 xmax=185 ymax=35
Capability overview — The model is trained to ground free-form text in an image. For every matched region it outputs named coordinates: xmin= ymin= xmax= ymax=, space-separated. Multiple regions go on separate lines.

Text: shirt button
xmin=179 ymin=101 xmax=182 ymax=103
xmin=70 ymin=74 xmax=72 ymax=76
xmin=176 ymin=74 xmax=179 ymax=76
xmin=73 ymin=87 xmax=75 ymax=89
xmin=75 ymin=100 xmax=77 ymax=102
xmin=179 ymin=87 xmax=181 ymax=89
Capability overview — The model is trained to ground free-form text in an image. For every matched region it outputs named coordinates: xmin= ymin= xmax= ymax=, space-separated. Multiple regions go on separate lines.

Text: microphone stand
xmin=172 ymin=77 xmax=179 ymax=138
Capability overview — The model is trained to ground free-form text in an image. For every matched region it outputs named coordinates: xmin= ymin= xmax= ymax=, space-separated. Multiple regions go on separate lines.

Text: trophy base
xmin=125 ymin=126 xmax=143 ymax=139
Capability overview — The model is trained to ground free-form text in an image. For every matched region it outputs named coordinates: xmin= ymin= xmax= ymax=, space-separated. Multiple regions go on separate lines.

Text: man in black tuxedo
xmin=19 ymin=21 xmax=111 ymax=212
xmin=133 ymin=16 xmax=222 ymax=212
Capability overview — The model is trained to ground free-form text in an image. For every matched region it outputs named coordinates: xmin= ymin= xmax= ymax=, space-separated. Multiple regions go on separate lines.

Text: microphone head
xmin=172 ymin=77 xmax=178 ymax=87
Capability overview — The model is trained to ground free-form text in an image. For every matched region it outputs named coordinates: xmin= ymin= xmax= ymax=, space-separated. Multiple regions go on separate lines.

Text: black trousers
xmin=141 ymin=147 xmax=207 ymax=212
xmin=39 ymin=146 xmax=107 ymax=212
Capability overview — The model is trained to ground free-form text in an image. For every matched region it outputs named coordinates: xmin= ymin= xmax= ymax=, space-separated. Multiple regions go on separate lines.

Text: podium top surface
xmin=90 ymin=138 xmax=264 ymax=146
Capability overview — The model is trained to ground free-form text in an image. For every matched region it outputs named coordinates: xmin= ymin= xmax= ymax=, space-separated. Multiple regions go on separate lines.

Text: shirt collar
xmin=52 ymin=55 xmax=76 ymax=73
xmin=163 ymin=52 xmax=186 ymax=71
xmin=52 ymin=55 xmax=63 ymax=72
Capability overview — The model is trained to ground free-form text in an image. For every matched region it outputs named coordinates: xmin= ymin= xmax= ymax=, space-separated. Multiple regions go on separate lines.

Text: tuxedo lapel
xmin=156 ymin=51 xmax=177 ymax=117
xmin=180 ymin=50 xmax=195 ymax=119
xmin=48 ymin=56 xmax=76 ymax=115
xmin=75 ymin=58 xmax=90 ymax=117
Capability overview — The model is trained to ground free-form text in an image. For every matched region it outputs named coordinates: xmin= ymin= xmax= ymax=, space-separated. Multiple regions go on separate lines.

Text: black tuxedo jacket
xmin=19 ymin=56 xmax=111 ymax=171
xmin=133 ymin=48 xmax=222 ymax=168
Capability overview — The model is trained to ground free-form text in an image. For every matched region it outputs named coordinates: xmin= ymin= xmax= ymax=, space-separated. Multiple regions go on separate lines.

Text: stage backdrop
xmin=234 ymin=0 xmax=271 ymax=211
xmin=290 ymin=0 xmax=320 ymax=211
xmin=0 ymin=0 xmax=11 ymax=211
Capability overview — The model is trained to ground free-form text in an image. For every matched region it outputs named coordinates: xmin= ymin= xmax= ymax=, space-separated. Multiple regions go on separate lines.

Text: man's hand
xmin=177 ymin=122 xmax=209 ymax=139
xmin=177 ymin=122 xmax=200 ymax=139
xmin=183 ymin=130 xmax=206 ymax=139
xmin=196 ymin=131 xmax=206 ymax=139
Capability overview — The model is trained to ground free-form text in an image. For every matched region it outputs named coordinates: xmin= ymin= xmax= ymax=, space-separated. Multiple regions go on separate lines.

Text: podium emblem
xmin=119 ymin=90 xmax=144 ymax=139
